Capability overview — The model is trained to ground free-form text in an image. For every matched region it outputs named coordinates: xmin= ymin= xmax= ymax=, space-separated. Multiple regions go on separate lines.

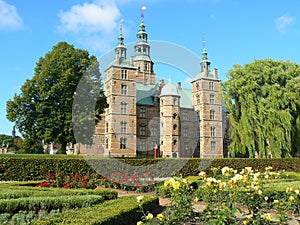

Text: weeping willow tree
xmin=223 ymin=59 xmax=300 ymax=158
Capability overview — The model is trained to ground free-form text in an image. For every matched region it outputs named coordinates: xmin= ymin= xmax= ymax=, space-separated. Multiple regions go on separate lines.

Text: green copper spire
xmin=136 ymin=6 xmax=148 ymax=43
xmin=200 ymin=35 xmax=211 ymax=74
xmin=118 ymin=18 xmax=124 ymax=46
xmin=115 ymin=18 xmax=127 ymax=63
xmin=202 ymin=35 xmax=208 ymax=60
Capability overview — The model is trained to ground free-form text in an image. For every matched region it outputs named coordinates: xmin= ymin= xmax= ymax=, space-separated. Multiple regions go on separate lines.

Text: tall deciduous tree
xmin=6 ymin=42 xmax=107 ymax=153
xmin=223 ymin=59 xmax=300 ymax=158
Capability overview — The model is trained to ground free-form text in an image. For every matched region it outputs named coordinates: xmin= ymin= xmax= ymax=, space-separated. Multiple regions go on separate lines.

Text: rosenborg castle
xmin=77 ymin=17 xmax=230 ymax=158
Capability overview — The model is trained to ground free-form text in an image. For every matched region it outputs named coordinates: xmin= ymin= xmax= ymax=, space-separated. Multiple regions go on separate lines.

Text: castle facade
xmin=79 ymin=18 xmax=229 ymax=158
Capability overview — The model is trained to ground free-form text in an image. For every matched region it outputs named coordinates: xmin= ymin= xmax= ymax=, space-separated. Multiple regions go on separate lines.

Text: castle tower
xmin=191 ymin=43 xmax=223 ymax=158
xmin=132 ymin=10 xmax=156 ymax=85
xmin=104 ymin=20 xmax=137 ymax=157
xmin=159 ymin=81 xmax=181 ymax=158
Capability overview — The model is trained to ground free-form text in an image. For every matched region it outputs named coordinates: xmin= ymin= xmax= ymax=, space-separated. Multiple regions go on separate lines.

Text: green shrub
xmin=0 ymin=155 xmax=299 ymax=181
xmin=0 ymin=186 xmax=117 ymax=200
xmin=0 ymin=195 xmax=104 ymax=214
xmin=33 ymin=196 xmax=159 ymax=225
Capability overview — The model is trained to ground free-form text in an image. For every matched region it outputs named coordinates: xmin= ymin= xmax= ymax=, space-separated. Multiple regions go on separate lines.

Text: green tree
xmin=223 ymin=59 xmax=300 ymax=158
xmin=6 ymin=42 xmax=107 ymax=154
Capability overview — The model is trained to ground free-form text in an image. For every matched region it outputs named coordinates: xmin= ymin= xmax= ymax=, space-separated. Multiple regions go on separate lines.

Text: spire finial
xmin=202 ymin=34 xmax=206 ymax=52
xmin=141 ymin=5 xmax=147 ymax=21
xmin=120 ymin=17 xmax=124 ymax=34
xmin=117 ymin=17 xmax=124 ymax=45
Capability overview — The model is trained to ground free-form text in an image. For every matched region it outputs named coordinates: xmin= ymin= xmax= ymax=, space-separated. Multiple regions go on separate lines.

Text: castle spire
xmin=200 ymin=35 xmax=211 ymax=74
xmin=117 ymin=18 xmax=124 ymax=46
xmin=115 ymin=17 xmax=126 ymax=64
xmin=136 ymin=5 xmax=148 ymax=43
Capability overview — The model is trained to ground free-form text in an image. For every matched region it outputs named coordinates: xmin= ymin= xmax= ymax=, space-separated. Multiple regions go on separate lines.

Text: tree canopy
xmin=6 ymin=42 xmax=107 ymax=153
xmin=223 ymin=59 xmax=300 ymax=158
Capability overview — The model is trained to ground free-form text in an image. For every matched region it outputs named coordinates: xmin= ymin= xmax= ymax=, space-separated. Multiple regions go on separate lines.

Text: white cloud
xmin=275 ymin=15 xmax=295 ymax=32
xmin=58 ymin=0 xmax=121 ymax=52
xmin=0 ymin=0 xmax=24 ymax=30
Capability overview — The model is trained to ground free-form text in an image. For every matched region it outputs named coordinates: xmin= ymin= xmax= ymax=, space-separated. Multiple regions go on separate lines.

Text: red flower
xmin=64 ymin=184 xmax=71 ymax=189
xmin=36 ymin=181 xmax=49 ymax=187
xmin=81 ymin=182 xmax=86 ymax=187
xmin=47 ymin=174 xmax=54 ymax=180
xmin=144 ymin=171 xmax=150 ymax=177
xmin=75 ymin=173 xmax=79 ymax=179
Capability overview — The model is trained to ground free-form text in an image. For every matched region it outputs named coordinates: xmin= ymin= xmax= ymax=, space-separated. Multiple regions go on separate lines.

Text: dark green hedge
xmin=33 ymin=196 xmax=159 ymax=225
xmin=0 ymin=155 xmax=299 ymax=180
xmin=0 ymin=195 xmax=104 ymax=214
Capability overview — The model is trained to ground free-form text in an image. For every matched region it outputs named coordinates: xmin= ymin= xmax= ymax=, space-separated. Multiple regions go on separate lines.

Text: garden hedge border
xmin=0 ymin=155 xmax=299 ymax=181
xmin=33 ymin=196 xmax=159 ymax=225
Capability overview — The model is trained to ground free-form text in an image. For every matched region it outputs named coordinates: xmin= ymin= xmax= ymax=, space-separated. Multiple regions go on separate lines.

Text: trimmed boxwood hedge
xmin=0 ymin=195 xmax=104 ymax=214
xmin=0 ymin=187 xmax=117 ymax=200
xmin=33 ymin=196 xmax=159 ymax=225
xmin=0 ymin=155 xmax=299 ymax=181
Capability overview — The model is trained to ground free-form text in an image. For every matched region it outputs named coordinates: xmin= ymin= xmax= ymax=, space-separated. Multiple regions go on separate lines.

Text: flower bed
xmin=138 ymin=166 xmax=300 ymax=225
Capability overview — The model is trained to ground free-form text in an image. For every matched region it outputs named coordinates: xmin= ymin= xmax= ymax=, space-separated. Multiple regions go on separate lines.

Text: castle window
xmin=210 ymin=110 xmax=215 ymax=120
xmin=151 ymin=141 xmax=157 ymax=150
xmin=173 ymin=124 xmax=177 ymax=131
xmin=173 ymin=98 xmax=177 ymax=106
xmin=105 ymin=138 xmax=108 ymax=149
xmin=120 ymin=137 xmax=127 ymax=149
xmin=183 ymin=127 xmax=188 ymax=137
xmin=121 ymin=84 xmax=127 ymax=95
xmin=209 ymin=81 xmax=214 ymax=90
xmin=140 ymin=124 xmax=147 ymax=136
xmin=183 ymin=111 xmax=188 ymax=120
xmin=121 ymin=69 xmax=127 ymax=79
xmin=210 ymin=126 xmax=216 ymax=137
xmin=173 ymin=113 xmax=177 ymax=119
xmin=196 ymin=95 xmax=200 ymax=105
xmin=140 ymin=107 xmax=146 ymax=118
xmin=211 ymin=141 xmax=216 ymax=151
xmin=120 ymin=121 xmax=127 ymax=133
xmin=173 ymin=139 xmax=177 ymax=146
xmin=196 ymin=83 xmax=200 ymax=91
xmin=209 ymin=94 xmax=215 ymax=104
xmin=106 ymin=122 xmax=109 ymax=133
xmin=139 ymin=139 xmax=146 ymax=151
xmin=144 ymin=62 xmax=148 ymax=71
xmin=151 ymin=125 xmax=157 ymax=136
xmin=121 ymin=102 xmax=127 ymax=114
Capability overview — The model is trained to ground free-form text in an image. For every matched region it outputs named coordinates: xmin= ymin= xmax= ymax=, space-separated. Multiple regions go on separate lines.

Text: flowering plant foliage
xmin=97 ymin=171 xmax=157 ymax=192
xmin=137 ymin=176 xmax=194 ymax=225
xmin=36 ymin=172 xmax=98 ymax=189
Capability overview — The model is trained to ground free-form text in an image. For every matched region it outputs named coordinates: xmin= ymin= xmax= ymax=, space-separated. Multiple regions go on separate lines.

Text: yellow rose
xmin=295 ymin=189 xmax=299 ymax=195
xmin=157 ymin=214 xmax=164 ymax=221
xmin=136 ymin=196 xmax=144 ymax=203
xmin=164 ymin=180 xmax=172 ymax=188
xmin=289 ymin=196 xmax=295 ymax=201
xmin=262 ymin=213 xmax=272 ymax=221
xmin=173 ymin=181 xmax=181 ymax=189
xmin=146 ymin=213 xmax=153 ymax=220
xmin=273 ymin=199 xmax=279 ymax=204
xmin=137 ymin=221 xmax=144 ymax=225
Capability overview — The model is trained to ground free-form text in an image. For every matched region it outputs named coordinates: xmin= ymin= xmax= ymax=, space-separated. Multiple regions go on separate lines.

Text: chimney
xmin=214 ymin=68 xmax=219 ymax=79
xmin=177 ymin=82 xmax=182 ymax=89
xmin=130 ymin=56 xmax=133 ymax=65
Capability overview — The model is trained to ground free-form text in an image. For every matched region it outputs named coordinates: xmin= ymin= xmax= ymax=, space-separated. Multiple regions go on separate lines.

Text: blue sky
xmin=1 ymin=0 xmax=299 ymax=136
